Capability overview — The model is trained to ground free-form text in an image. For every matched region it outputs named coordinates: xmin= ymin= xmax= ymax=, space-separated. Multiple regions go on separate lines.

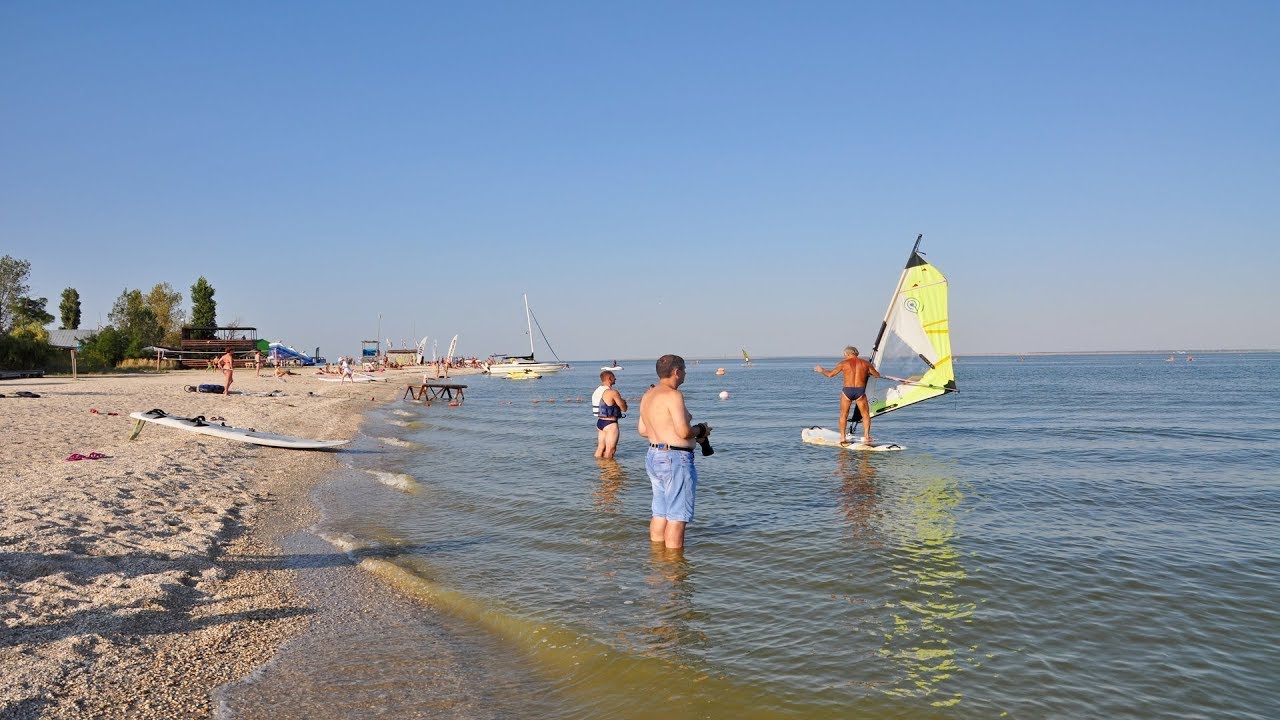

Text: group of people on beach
xmin=595 ymin=347 xmax=879 ymax=551
xmin=212 ymin=349 xmax=301 ymax=392
xmin=313 ymin=358 xmax=359 ymax=381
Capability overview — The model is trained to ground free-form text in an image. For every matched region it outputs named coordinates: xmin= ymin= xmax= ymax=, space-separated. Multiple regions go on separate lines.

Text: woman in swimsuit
xmin=218 ymin=348 xmax=235 ymax=396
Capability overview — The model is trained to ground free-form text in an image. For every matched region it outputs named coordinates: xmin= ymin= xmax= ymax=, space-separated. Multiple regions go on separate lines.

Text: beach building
xmin=45 ymin=328 xmax=95 ymax=350
xmin=179 ymin=326 xmax=259 ymax=368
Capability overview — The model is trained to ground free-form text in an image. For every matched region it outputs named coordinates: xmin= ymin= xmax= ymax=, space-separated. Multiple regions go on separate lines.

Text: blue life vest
xmin=598 ymin=393 xmax=622 ymax=419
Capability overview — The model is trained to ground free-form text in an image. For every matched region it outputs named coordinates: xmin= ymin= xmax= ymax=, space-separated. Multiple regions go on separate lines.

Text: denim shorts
xmin=646 ymin=447 xmax=697 ymax=522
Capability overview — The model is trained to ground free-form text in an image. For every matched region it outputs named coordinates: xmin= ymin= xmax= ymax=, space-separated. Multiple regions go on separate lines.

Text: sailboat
xmin=802 ymin=235 xmax=957 ymax=451
xmin=486 ymin=294 xmax=569 ymax=375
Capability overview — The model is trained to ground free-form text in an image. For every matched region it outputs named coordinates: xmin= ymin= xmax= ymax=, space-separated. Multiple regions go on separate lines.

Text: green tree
xmin=0 ymin=255 xmax=33 ymax=334
xmin=190 ymin=276 xmax=217 ymax=340
xmin=79 ymin=327 xmax=128 ymax=368
xmin=59 ymin=287 xmax=82 ymax=329
xmin=146 ymin=282 xmax=184 ymax=347
xmin=0 ymin=333 xmax=55 ymax=370
xmin=10 ymin=296 xmax=54 ymax=328
xmin=109 ymin=289 xmax=163 ymax=356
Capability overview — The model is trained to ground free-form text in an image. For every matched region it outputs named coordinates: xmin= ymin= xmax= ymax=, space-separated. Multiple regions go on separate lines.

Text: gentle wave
xmin=376 ymin=436 xmax=419 ymax=448
xmin=367 ymin=470 xmax=417 ymax=493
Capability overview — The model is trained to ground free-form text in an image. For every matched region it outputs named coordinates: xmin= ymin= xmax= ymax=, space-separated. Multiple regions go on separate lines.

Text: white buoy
xmin=719 ymin=391 xmax=729 ymax=400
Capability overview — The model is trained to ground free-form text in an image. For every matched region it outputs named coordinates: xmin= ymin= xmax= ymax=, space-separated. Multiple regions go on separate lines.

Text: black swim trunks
xmin=842 ymin=386 xmax=866 ymax=401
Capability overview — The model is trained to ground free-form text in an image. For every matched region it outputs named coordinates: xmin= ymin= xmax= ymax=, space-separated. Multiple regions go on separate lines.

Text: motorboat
xmin=505 ymin=370 xmax=543 ymax=380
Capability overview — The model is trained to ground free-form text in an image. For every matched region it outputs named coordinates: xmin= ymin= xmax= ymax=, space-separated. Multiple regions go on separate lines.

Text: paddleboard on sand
xmin=801 ymin=427 xmax=904 ymax=452
xmin=129 ymin=409 xmax=348 ymax=449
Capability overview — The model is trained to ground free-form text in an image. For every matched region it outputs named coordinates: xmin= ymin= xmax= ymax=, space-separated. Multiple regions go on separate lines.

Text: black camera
xmin=693 ymin=422 xmax=714 ymax=456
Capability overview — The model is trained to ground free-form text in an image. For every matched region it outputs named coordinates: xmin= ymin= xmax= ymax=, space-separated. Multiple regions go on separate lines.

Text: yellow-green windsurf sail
xmin=854 ymin=235 xmax=956 ymax=427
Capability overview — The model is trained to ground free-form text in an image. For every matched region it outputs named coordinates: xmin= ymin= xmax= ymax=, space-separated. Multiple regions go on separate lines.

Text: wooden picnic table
xmin=404 ymin=382 xmax=467 ymax=404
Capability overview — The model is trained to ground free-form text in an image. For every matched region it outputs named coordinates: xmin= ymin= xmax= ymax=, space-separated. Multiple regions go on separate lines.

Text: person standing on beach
xmin=815 ymin=345 xmax=882 ymax=445
xmin=254 ymin=349 xmax=262 ymax=377
xmin=593 ymin=370 xmax=627 ymax=459
xmin=637 ymin=354 xmax=711 ymax=549
xmin=217 ymin=347 xmax=235 ymax=396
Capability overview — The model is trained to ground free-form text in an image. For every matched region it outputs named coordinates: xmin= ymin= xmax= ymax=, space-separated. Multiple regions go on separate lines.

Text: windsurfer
xmin=815 ymin=346 xmax=881 ymax=445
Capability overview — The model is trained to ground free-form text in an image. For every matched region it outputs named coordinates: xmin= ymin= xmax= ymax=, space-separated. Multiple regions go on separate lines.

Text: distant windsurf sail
xmin=742 ymin=348 xmax=752 ymax=364
xmin=853 ymin=235 xmax=957 ymax=428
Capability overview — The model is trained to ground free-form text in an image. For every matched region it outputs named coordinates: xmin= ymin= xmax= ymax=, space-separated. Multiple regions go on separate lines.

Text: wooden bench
xmin=403 ymin=382 xmax=467 ymax=404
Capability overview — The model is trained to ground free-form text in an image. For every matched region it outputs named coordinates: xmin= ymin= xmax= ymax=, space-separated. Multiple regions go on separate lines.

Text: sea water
xmin=218 ymin=354 xmax=1280 ymax=719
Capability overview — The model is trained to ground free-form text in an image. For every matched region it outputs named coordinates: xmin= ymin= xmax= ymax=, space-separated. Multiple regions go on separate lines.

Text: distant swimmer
xmin=815 ymin=346 xmax=882 ymax=445
xmin=638 ymin=354 xmax=712 ymax=550
xmin=593 ymin=370 xmax=628 ymax=460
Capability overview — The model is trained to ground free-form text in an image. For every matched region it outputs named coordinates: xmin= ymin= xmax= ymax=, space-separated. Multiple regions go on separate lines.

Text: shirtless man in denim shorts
xmin=815 ymin=346 xmax=882 ymax=445
xmin=637 ymin=354 xmax=712 ymax=549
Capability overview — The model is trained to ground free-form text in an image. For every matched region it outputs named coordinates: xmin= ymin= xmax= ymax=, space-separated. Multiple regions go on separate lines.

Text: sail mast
xmin=523 ymin=292 xmax=535 ymax=358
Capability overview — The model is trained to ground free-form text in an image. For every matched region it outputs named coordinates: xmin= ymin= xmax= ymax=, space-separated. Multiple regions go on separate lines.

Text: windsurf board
xmin=801 ymin=427 xmax=904 ymax=452
xmin=129 ymin=410 xmax=348 ymax=449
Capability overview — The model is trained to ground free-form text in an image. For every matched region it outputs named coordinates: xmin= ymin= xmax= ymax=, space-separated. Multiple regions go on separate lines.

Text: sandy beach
xmin=0 ymin=366 xmax=464 ymax=719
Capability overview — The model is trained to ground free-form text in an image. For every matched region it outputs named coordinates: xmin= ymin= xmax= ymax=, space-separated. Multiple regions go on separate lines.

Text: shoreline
xmin=0 ymin=366 xmax=472 ymax=718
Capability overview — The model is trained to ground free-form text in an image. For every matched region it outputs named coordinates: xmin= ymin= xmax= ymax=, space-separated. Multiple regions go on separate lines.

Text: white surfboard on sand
xmin=801 ymin=427 xmax=904 ymax=452
xmin=129 ymin=410 xmax=348 ymax=450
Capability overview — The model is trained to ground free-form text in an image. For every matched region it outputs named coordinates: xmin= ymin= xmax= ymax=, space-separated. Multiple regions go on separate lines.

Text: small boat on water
xmin=506 ymin=370 xmax=543 ymax=380
xmin=601 ymin=361 xmax=623 ymax=371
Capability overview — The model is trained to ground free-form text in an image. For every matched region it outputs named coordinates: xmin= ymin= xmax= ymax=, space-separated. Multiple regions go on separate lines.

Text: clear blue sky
xmin=3 ymin=2 xmax=1277 ymax=359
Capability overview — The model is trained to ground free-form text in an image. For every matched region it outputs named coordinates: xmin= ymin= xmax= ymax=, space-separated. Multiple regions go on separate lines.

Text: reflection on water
xmin=593 ymin=459 xmax=627 ymax=514
xmin=880 ymin=471 xmax=975 ymax=708
xmin=836 ymin=452 xmax=883 ymax=545
xmin=641 ymin=545 xmax=707 ymax=656
xmin=832 ymin=451 xmax=976 ymax=708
